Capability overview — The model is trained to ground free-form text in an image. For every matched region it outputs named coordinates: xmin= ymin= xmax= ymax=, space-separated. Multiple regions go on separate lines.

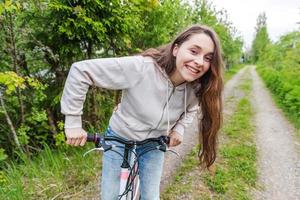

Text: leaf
xmin=73 ymin=5 xmax=83 ymax=14
xmin=0 ymin=149 xmax=8 ymax=161
xmin=4 ymin=0 xmax=12 ymax=9
xmin=0 ymin=71 xmax=26 ymax=94
xmin=0 ymin=3 xmax=4 ymax=15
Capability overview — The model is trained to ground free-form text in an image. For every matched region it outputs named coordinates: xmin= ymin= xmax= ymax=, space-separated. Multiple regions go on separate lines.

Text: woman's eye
xmin=204 ymin=56 xmax=212 ymax=62
xmin=190 ymin=49 xmax=198 ymax=54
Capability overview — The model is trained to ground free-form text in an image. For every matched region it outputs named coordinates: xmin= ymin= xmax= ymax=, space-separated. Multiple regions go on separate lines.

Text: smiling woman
xmin=171 ymin=33 xmax=215 ymax=85
xmin=60 ymin=24 xmax=224 ymax=199
xmin=141 ymin=24 xmax=224 ymax=166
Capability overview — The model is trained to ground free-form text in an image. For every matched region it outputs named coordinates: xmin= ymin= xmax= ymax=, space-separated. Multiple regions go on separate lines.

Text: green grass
xmin=0 ymin=144 xmax=101 ymax=200
xmin=205 ymin=100 xmax=256 ymax=199
xmin=204 ymin=77 xmax=256 ymax=199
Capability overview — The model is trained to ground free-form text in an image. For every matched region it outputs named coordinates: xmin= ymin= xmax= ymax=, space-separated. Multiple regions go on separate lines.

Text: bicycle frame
xmin=119 ymin=144 xmax=139 ymax=200
xmin=85 ymin=133 xmax=173 ymax=200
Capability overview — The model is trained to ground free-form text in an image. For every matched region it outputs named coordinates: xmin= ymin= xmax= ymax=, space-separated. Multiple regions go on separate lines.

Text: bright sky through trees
xmin=210 ymin=0 xmax=300 ymax=48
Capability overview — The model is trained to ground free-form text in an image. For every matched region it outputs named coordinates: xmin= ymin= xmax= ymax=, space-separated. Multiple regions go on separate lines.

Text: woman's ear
xmin=172 ymin=44 xmax=178 ymax=57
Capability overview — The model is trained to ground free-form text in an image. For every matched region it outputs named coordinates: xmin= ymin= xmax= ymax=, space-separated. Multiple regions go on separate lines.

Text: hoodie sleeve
xmin=172 ymin=97 xmax=199 ymax=136
xmin=60 ymin=56 xmax=147 ymax=128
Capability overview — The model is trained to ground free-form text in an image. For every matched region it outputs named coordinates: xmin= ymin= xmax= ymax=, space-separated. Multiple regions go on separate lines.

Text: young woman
xmin=60 ymin=24 xmax=223 ymax=199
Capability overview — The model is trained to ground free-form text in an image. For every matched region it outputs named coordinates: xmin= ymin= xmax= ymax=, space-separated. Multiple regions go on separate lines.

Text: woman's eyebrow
xmin=192 ymin=44 xmax=202 ymax=50
xmin=192 ymin=45 xmax=214 ymax=54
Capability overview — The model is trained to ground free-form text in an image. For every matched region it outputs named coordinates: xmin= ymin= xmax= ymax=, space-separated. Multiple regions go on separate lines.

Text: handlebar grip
xmin=86 ymin=133 xmax=102 ymax=148
xmin=87 ymin=134 xmax=98 ymax=142
xmin=164 ymin=136 xmax=170 ymax=145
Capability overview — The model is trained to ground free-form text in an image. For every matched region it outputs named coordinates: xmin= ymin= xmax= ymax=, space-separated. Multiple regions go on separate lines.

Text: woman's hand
xmin=168 ymin=131 xmax=183 ymax=147
xmin=65 ymin=127 xmax=87 ymax=146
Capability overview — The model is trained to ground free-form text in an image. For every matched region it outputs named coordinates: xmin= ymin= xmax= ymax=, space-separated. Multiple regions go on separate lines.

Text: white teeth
xmin=186 ymin=65 xmax=200 ymax=73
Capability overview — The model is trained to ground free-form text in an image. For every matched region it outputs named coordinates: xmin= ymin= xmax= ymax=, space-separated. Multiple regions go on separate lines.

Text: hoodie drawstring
xmin=166 ymin=81 xmax=187 ymax=134
xmin=184 ymin=84 xmax=187 ymax=120
xmin=166 ymin=81 xmax=170 ymax=133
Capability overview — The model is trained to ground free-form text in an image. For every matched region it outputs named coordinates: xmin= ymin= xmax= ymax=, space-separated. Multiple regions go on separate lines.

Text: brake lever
xmin=157 ymin=144 xmax=181 ymax=158
xmin=83 ymin=147 xmax=104 ymax=157
xmin=166 ymin=148 xmax=181 ymax=158
xmin=99 ymin=137 xmax=113 ymax=151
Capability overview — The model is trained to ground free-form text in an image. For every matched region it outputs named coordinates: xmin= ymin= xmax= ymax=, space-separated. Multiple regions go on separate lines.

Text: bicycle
xmin=83 ymin=133 xmax=179 ymax=200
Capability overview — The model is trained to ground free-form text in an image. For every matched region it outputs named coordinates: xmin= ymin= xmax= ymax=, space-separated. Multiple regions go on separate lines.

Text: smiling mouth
xmin=185 ymin=65 xmax=200 ymax=74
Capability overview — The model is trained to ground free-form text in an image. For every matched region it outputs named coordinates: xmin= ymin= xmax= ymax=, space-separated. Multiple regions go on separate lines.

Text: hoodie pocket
xmin=124 ymin=116 xmax=152 ymax=132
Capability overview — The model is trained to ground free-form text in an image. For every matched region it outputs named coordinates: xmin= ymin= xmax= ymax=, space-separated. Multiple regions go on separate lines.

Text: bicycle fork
xmin=119 ymin=144 xmax=139 ymax=200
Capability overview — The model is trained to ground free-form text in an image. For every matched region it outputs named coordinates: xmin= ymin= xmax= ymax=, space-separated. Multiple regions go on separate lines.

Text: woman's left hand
xmin=168 ymin=131 xmax=183 ymax=147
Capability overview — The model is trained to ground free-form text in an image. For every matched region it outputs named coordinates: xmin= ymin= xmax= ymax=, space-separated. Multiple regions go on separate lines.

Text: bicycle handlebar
xmin=86 ymin=133 xmax=170 ymax=151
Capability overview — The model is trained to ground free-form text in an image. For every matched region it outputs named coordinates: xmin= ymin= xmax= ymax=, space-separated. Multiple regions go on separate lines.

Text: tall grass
xmin=0 ymin=144 xmax=101 ymax=199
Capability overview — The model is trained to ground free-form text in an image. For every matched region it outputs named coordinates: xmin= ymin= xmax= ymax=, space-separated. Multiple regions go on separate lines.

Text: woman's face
xmin=171 ymin=33 xmax=214 ymax=86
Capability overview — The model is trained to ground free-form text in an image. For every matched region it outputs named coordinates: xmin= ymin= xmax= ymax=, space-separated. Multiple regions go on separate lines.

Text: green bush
xmin=256 ymin=31 xmax=300 ymax=124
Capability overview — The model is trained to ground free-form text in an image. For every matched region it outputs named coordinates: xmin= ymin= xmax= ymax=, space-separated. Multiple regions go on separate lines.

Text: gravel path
xmin=250 ymin=66 xmax=300 ymax=200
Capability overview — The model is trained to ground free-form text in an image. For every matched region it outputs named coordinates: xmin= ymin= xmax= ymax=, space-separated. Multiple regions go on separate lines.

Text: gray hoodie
xmin=60 ymin=56 xmax=198 ymax=140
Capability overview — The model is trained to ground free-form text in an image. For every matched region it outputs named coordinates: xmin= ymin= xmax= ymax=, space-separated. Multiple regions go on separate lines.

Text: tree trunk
xmin=8 ymin=12 xmax=25 ymax=124
xmin=0 ymin=93 xmax=23 ymax=153
xmin=46 ymin=108 xmax=58 ymax=135
xmin=87 ymin=40 xmax=93 ymax=59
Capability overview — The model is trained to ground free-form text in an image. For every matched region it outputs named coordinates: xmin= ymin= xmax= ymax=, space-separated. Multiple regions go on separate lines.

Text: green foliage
xmin=0 ymin=71 xmax=25 ymax=94
xmin=0 ymin=170 xmax=7 ymax=187
xmin=0 ymin=149 xmax=8 ymax=162
xmin=258 ymin=68 xmax=300 ymax=127
xmin=16 ymin=125 xmax=30 ymax=145
xmin=53 ymin=121 xmax=66 ymax=147
xmin=191 ymin=0 xmax=243 ymax=68
xmin=1 ymin=0 xmax=22 ymax=14
xmin=133 ymin=0 xmax=192 ymax=49
xmin=251 ymin=12 xmax=271 ymax=63
xmin=0 ymin=71 xmax=49 ymax=155
xmin=257 ymin=30 xmax=300 ymax=130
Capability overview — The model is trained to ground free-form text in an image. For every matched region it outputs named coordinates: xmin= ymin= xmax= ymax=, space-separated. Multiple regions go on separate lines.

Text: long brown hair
xmin=142 ymin=24 xmax=224 ymax=168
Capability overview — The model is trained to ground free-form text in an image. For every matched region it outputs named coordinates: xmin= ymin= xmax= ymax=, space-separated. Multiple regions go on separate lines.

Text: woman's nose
xmin=194 ymin=56 xmax=204 ymax=66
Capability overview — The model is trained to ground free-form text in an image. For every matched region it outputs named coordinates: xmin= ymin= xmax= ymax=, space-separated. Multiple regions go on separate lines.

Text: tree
xmin=191 ymin=0 xmax=243 ymax=68
xmin=131 ymin=0 xmax=192 ymax=50
xmin=251 ymin=12 xmax=271 ymax=63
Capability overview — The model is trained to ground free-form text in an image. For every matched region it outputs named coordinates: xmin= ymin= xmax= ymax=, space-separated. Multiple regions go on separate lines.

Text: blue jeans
xmin=101 ymin=127 xmax=165 ymax=200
